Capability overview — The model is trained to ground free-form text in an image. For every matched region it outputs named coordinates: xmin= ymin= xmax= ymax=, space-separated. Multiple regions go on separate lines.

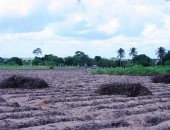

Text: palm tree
xmin=33 ymin=48 xmax=42 ymax=56
xmin=156 ymin=47 xmax=166 ymax=65
xmin=117 ymin=48 xmax=125 ymax=67
xmin=129 ymin=47 xmax=137 ymax=64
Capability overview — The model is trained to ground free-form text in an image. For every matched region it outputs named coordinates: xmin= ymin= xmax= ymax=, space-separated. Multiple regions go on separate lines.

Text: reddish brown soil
xmin=0 ymin=69 xmax=170 ymax=130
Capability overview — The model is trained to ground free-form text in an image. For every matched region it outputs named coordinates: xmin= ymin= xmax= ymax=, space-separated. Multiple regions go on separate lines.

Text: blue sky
xmin=0 ymin=0 xmax=170 ymax=59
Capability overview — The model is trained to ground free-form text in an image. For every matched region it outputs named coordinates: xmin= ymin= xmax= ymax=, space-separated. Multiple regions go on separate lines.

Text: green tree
xmin=98 ymin=58 xmax=114 ymax=68
xmin=129 ymin=47 xmax=137 ymax=59
xmin=43 ymin=54 xmax=64 ymax=66
xmin=0 ymin=57 xmax=4 ymax=65
xmin=74 ymin=51 xmax=91 ymax=67
xmin=75 ymin=51 xmax=84 ymax=56
xmin=32 ymin=57 xmax=43 ymax=65
xmin=5 ymin=57 xmax=23 ymax=66
xmin=33 ymin=48 xmax=42 ymax=56
xmin=64 ymin=56 xmax=75 ymax=66
xmin=162 ymin=51 xmax=170 ymax=65
xmin=94 ymin=56 xmax=102 ymax=62
xmin=156 ymin=47 xmax=166 ymax=65
xmin=94 ymin=56 xmax=102 ymax=66
xmin=117 ymin=48 xmax=125 ymax=67
xmin=133 ymin=54 xmax=151 ymax=67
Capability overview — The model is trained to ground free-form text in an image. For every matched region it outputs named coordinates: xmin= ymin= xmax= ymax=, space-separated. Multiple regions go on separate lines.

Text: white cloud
xmin=97 ymin=18 xmax=120 ymax=35
xmin=141 ymin=24 xmax=158 ymax=37
xmin=133 ymin=4 xmax=158 ymax=17
xmin=0 ymin=0 xmax=170 ymax=58
xmin=71 ymin=13 xmax=86 ymax=23
xmin=0 ymin=0 xmax=39 ymax=17
xmin=48 ymin=0 xmax=78 ymax=15
xmin=162 ymin=15 xmax=170 ymax=28
xmin=141 ymin=15 xmax=170 ymax=41
xmin=0 ymin=26 xmax=55 ymax=41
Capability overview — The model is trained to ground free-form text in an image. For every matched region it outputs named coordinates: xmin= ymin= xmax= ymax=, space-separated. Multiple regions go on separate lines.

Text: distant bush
xmin=97 ymin=58 xmax=114 ymax=68
xmin=64 ymin=56 xmax=75 ymax=66
xmin=5 ymin=57 xmax=23 ymax=66
xmin=125 ymin=62 xmax=134 ymax=68
xmin=165 ymin=60 xmax=170 ymax=65
xmin=0 ymin=75 xmax=49 ymax=89
xmin=32 ymin=57 xmax=44 ymax=65
xmin=49 ymin=65 xmax=54 ymax=69
xmin=133 ymin=54 xmax=151 ymax=67
xmin=151 ymin=74 xmax=170 ymax=83
xmin=43 ymin=54 xmax=64 ymax=66
xmin=162 ymin=52 xmax=170 ymax=65
xmin=96 ymin=82 xmax=152 ymax=97
xmin=95 ymin=65 xmax=153 ymax=75
xmin=0 ymin=57 xmax=4 ymax=65
xmin=95 ymin=66 xmax=170 ymax=76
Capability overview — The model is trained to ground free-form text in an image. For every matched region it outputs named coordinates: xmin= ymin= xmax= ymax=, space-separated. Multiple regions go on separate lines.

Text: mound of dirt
xmin=0 ymin=75 xmax=49 ymax=89
xmin=7 ymin=102 xmax=21 ymax=108
xmin=0 ymin=97 xmax=6 ymax=102
xmin=111 ymin=120 xmax=131 ymax=127
xmin=96 ymin=82 xmax=152 ymax=97
xmin=151 ymin=74 xmax=170 ymax=83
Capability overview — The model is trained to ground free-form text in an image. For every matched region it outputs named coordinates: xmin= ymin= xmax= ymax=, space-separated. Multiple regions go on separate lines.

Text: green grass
xmin=0 ymin=65 xmax=80 ymax=70
xmin=0 ymin=65 xmax=49 ymax=70
xmin=95 ymin=65 xmax=170 ymax=76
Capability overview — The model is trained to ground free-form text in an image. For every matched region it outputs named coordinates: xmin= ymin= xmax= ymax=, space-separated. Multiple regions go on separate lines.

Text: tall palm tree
xmin=129 ymin=47 xmax=137 ymax=64
xmin=156 ymin=47 xmax=166 ymax=65
xmin=117 ymin=48 xmax=125 ymax=67
xmin=129 ymin=47 xmax=137 ymax=58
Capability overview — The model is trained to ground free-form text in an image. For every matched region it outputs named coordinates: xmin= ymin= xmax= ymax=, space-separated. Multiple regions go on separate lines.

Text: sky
xmin=0 ymin=0 xmax=170 ymax=59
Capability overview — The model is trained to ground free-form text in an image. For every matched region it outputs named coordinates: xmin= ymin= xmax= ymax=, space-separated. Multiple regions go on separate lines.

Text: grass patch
xmin=0 ymin=65 xmax=49 ymax=70
xmin=95 ymin=65 xmax=170 ymax=76
xmin=0 ymin=65 xmax=81 ymax=70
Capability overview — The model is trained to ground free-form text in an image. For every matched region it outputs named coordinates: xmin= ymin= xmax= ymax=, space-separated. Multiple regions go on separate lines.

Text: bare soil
xmin=0 ymin=69 xmax=170 ymax=130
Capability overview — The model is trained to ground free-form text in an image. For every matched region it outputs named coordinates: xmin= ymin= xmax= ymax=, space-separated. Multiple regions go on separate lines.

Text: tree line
xmin=0 ymin=47 xmax=170 ymax=68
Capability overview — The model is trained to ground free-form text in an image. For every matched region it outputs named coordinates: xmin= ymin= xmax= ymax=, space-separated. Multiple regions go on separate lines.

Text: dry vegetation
xmin=151 ymin=73 xmax=170 ymax=84
xmin=96 ymin=83 xmax=152 ymax=97
xmin=0 ymin=69 xmax=170 ymax=130
xmin=0 ymin=75 xmax=49 ymax=89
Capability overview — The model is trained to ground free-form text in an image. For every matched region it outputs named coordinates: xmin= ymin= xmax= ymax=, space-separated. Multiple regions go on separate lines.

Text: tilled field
xmin=0 ymin=69 xmax=170 ymax=130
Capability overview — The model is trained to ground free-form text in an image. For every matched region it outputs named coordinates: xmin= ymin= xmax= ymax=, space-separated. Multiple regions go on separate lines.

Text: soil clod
xmin=7 ymin=102 xmax=21 ymax=108
xmin=0 ymin=97 xmax=6 ymax=102
xmin=111 ymin=120 xmax=131 ymax=127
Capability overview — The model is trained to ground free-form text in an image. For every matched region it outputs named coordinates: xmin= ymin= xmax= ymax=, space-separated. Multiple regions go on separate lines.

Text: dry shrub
xmin=151 ymin=74 xmax=170 ymax=83
xmin=96 ymin=82 xmax=152 ymax=97
xmin=0 ymin=75 xmax=49 ymax=89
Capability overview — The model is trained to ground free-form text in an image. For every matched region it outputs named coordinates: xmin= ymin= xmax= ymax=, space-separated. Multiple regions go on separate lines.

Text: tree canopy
xmin=0 ymin=47 xmax=169 ymax=68
xmin=5 ymin=57 xmax=23 ymax=66
xmin=156 ymin=47 xmax=166 ymax=65
xmin=129 ymin=47 xmax=137 ymax=59
xmin=33 ymin=48 xmax=42 ymax=56
xmin=133 ymin=54 xmax=151 ymax=67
